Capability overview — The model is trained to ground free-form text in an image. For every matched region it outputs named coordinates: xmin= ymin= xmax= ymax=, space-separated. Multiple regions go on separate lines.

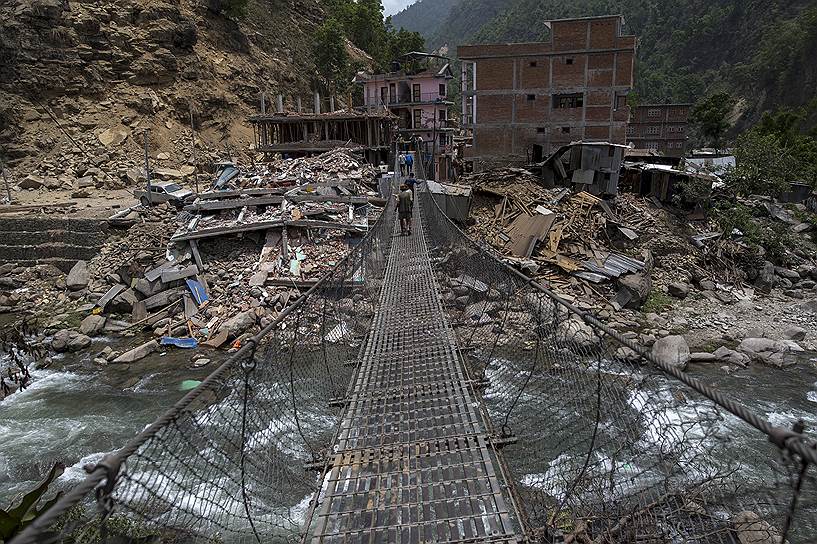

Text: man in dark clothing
xmin=396 ymin=183 xmax=413 ymax=235
xmin=406 ymin=176 xmax=417 ymax=194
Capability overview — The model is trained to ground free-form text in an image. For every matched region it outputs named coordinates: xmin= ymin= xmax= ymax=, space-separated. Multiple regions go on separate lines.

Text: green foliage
xmin=222 ymin=0 xmax=249 ymax=18
xmin=394 ymin=0 xmax=817 ymax=132
xmin=321 ymin=0 xmax=426 ymax=74
xmin=314 ymin=18 xmax=351 ymax=91
xmin=710 ymin=201 xmax=797 ymax=265
xmin=0 ymin=462 xmax=64 ymax=541
xmin=383 ymin=20 xmax=426 ymax=64
xmin=726 ymin=108 xmax=817 ymax=196
xmin=642 ymin=291 xmax=672 ymax=314
xmin=690 ymin=92 xmax=735 ymax=150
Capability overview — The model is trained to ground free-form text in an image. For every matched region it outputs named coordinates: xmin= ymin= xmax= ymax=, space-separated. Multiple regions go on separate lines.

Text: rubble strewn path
xmin=302 ymin=198 xmax=522 ymax=543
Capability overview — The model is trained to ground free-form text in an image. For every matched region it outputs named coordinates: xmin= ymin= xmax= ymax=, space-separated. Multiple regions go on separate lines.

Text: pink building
xmin=355 ymin=52 xmax=455 ymax=181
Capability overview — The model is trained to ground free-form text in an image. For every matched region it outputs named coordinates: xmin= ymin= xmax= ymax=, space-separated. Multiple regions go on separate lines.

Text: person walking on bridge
xmin=396 ymin=183 xmax=413 ymax=236
xmin=404 ymin=152 xmax=414 ymax=176
xmin=398 ymin=153 xmax=406 ymax=177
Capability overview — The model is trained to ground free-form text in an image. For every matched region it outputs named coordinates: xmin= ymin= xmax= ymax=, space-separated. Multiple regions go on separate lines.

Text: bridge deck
xmin=305 ymin=200 xmax=521 ymax=543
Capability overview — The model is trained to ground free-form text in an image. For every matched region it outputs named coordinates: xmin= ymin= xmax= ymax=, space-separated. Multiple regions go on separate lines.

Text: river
xmin=1 ymin=332 xmax=815 ymax=540
xmin=0 ymin=334 xmax=220 ymax=507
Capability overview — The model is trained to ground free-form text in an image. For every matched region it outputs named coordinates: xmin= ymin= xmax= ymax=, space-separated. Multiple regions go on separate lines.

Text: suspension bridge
xmin=10 ymin=170 xmax=817 ymax=544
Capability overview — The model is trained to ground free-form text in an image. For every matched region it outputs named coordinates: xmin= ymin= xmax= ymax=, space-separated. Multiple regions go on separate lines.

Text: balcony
xmin=366 ymin=92 xmax=452 ymax=108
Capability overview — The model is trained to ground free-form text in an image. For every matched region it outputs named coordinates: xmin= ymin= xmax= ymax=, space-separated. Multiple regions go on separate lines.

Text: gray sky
xmin=383 ymin=0 xmax=415 ymax=16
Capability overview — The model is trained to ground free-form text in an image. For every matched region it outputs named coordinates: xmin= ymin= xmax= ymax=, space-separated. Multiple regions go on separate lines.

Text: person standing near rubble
xmin=404 ymin=152 xmax=414 ymax=176
xmin=396 ymin=183 xmax=413 ymax=236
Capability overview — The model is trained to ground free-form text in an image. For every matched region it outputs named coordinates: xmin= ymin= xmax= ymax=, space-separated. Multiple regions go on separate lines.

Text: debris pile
xmin=461 ymin=167 xmax=817 ymax=312
xmin=211 ymin=148 xmax=379 ymax=192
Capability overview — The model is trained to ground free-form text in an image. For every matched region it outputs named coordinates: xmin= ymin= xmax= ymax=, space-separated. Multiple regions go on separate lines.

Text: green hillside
xmin=392 ymin=0 xmax=817 ymax=127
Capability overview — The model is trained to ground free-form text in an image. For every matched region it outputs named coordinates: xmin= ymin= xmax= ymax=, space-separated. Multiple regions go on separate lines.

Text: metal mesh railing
xmin=417 ymin=182 xmax=817 ymax=543
xmin=9 ymin=165 xmax=817 ymax=544
xmin=10 ymin=190 xmax=396 ymax=544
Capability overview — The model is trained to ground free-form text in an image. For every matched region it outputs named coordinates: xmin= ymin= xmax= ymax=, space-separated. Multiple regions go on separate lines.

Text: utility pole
xmin=1 ymin=164 xmax=12 ymax=204
xmin=189 ymin=102 xmax=199 ymax=194
xmin=142 ymin=129 xmax=152 ymax=206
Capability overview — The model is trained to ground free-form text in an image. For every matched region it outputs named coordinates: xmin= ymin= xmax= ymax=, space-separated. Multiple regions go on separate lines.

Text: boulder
xmin=98 ymin=126 xmax=131 ymax=147
xmin=556 ymin=318 xmax=599 ymax=349
xmin=79 ymin=314 xmax=106 ymax=336
xmin=66 ymin=260 xmax=90 ymax=291
xmin=614 ymin=345 xmax=642 ymax=363
xmin=698 ymin=279 xmax=716 ymax=291
xmin=782 ymin=326 xmax=807 ymax=341
xmin=667 ymin=282 xmax=690 ymax=299
xmin=19 ymin=175 xmax=44 ymax=189
xmin=76 ymin=176 xmax=95 ymax=188
xmin=133 ymin=278 xmax=164 ymax=298
xmin=774 ymin=266 xmax=800 ymax=281
xmin=737 ymin=338 xmax=802 ymax=367
xmin=617 ymin=273 xmax=652 ymax=309
xmin=651 ymin=335 xmax=690 ymax=370
xmin=732 ymin=511 xmax=780 ymax=544
xmin=712 ymin=346 xmax=750 ymax=367
xmin=690 ymin=352 xmax=717 ymax=362
xmin=248 ymin=270 xmax=268 ymax=287
xmin=112 ymin=340 xmax=159 ymax=364
xmin=51 ymin=330 xmax=92 ymax=353
xmin=755 ymin=262 xmax=775 ymax=294
xmin=220 ymin=310 xmax=257 ymax=338
xmin=108 ymin=289 xmax=139 ymax=314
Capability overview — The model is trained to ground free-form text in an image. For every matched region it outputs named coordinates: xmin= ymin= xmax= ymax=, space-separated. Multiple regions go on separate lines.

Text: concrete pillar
xmin=330 ymin=95 xmax=335 ymax=112
xmin=276 ymin=94 xmax=284 ymax=113
xmin=314 ymin=91 xmax=321 ymax=114
xmin=297 ymin=97 xmax=302 ymax=113
xmin=260 ymin=92 xmax=266 ymax=115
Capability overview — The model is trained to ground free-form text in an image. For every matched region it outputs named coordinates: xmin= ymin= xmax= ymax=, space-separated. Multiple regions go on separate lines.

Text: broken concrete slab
xmin=160 ymin=264 xmax=199 ymax=283
xmin=96 ymin=284 xmax=126 ymax=310
xmin=142 ymin=287 xmax=185 ymax=310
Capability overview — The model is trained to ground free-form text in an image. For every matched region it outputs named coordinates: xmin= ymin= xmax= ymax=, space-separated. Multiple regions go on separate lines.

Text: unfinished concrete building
xmin=458 ymin=15 xmax=636 ymax=171
xmin=249 ymin=111 xmax=395 ymax=165
xmin=627 ymin=104 xmax=691 ymax=157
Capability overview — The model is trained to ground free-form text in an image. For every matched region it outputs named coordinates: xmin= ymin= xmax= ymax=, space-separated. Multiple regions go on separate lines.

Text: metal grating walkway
xmin=304 ymin=199 xmax=521 ymax=543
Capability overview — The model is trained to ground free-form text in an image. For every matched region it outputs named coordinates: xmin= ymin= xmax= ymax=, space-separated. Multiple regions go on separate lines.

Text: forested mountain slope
xmin=392 ymin=0 xmax=817 ymax=126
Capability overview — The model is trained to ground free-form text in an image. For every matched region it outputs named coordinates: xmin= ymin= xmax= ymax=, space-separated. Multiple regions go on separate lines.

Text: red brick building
xmin=458 ymin=15 xmax=636 ymax=170
xmin=626 ymin=104 xmax=691 ymax=157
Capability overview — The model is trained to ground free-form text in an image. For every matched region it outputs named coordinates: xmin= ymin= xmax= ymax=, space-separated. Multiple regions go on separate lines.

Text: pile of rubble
xmin=211 ymin=148 xmax=379 ymax=192
xmin=18 ymin=149 xmax=387 ymax=365
xmin=461 ymin=167 xmax=817 ymax=312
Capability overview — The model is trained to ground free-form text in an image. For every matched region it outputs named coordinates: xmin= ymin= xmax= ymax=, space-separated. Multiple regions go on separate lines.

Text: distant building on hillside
xmin=354 ymin=52 xmax=456 ymax=181
xmin=458 ymin=15 xmax=636 ymax=171
xmin=627 ymin=103 xmax=691 ymax=157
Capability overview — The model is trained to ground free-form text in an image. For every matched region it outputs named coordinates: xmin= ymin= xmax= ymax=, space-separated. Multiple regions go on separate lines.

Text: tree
xmin=690 ymin=92 xmax=735 ymax=151
xmin=384 ymin=24 xmax=426 ymax=65
xmin=314 ymin=19 xmax=351 ymax=91
xmin=726 ymin=130 xmax=802 ymax=197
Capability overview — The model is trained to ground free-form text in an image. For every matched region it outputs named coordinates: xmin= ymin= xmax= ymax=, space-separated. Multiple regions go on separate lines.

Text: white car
xmin=134 ymin=181 xmax=194 ymax=208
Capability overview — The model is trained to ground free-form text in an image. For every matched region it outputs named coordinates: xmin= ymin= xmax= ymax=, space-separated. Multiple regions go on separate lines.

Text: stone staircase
xmin=0 ymin=217 xmax=108 ymax=272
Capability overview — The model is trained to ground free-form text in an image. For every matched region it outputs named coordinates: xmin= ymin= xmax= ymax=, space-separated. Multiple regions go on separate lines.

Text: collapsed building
xmin=249 ymin=110 xmax=395 ymax=166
